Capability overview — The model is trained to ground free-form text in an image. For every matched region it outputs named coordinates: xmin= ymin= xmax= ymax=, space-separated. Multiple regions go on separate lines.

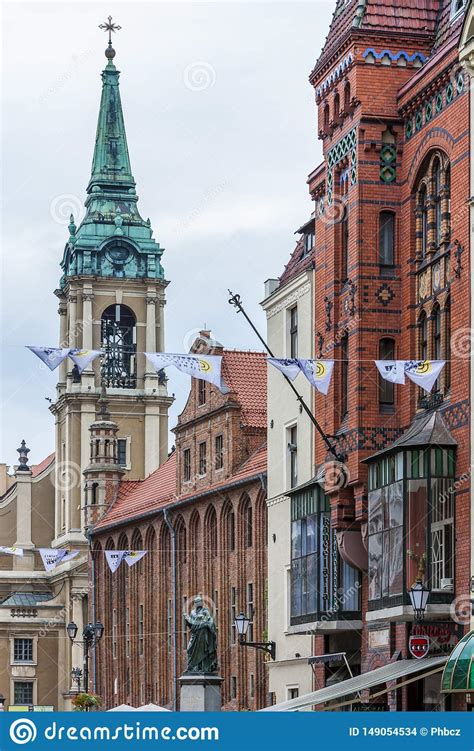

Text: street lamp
xmin=67 ymin=622 xmax=104 ymax=693
xmin=233 ymin=611 xmax=276 ymax=661
xmin=409 ymin=580 xmax=430 ymax=621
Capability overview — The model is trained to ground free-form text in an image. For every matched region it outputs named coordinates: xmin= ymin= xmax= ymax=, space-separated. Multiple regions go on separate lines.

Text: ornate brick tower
xmin=50 ymin=28 xmax=173 ymax=548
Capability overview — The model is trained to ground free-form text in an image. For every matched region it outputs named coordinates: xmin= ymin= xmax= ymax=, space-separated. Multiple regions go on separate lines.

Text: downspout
xmin=88 ymin=529 xmax=97 ymax=693
xmin=163 ymin=508 xmax=178 ymax=710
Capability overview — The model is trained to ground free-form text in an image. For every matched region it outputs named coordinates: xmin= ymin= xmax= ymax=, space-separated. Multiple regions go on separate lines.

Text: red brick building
xmin=269 ymin=0 xmax=470 ymax=711
xmin=90 ymin=336 xmax=268 ymax=710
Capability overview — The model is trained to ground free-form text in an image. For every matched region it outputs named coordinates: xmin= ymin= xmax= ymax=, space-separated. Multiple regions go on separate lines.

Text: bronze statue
xmin=184 ymin=595 xmax=218 ymax=673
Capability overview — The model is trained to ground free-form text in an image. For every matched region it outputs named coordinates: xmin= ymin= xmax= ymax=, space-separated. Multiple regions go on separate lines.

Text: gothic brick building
xmin=265 ymin=0 xmax=471 ymax=711
xmin=90 ymin=336 xmax=268 ymax=710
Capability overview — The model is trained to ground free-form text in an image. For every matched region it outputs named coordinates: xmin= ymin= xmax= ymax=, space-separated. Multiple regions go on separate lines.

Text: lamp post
xmin=409 ymin=580 xmax=430 ymax=621
xmin=234 ymin=612 xmax=276 ymax=660
xmin=67 ymin=621 xmax=104 ymax=693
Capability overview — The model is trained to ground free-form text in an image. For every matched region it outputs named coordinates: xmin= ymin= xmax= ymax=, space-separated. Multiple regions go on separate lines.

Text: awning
xmin=441 ymin=630 xmax=474 ymax=693
xmin=260 ymin=655 xmax=447 ymax=711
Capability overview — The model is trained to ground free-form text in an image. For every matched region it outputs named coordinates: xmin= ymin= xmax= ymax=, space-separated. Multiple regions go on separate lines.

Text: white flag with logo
xmin=105 ymin=550 xmax=128 ymax=573
xmin=27 ymin=346 xmax=71 ymax=371
xmin=124 ymin=551 xmax=147 ymax=567
xmin=374 ymin=360 xmax=406 ymax=385
xmin=0 ymin=546 xmax=24 ymax=557
xmin=145 ymin=353 xmax=228 ymax=393
xmin=69 ymin=349 xmax=103 ymax=374
xmin=39 ymin=548 xmax=79 ymax=571
xmin=404 ymin=360 xmax=445 ymax=393
xmin=267 ymin=358 xmax=301 ymax=381
xmin=298 ymin=360 xmax=334 ymax=395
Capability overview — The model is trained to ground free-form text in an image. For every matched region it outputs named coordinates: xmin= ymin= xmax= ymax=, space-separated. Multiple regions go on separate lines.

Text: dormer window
xmin=451 ymin=0 xmax=467 ymax=21
xmin=304 ymin=231 xmax=314 ymax=253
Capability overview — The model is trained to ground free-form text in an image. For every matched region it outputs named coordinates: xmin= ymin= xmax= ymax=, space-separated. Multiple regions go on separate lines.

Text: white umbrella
xmin=107 ymin=704 xmax=138 ymax=712
xmin=136 ymin=703 xmax=171 ymax=712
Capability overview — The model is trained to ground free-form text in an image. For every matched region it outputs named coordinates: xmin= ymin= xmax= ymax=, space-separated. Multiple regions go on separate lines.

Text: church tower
xmin=51 ymin=23 xmax=173 ymax=547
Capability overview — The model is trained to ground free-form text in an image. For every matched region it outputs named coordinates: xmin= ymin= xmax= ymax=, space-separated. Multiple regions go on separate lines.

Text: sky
xmin=1 ymin=0 xmax=333 ymax=467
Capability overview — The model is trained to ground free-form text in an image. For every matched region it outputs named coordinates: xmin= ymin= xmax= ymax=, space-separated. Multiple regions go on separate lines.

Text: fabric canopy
xmin=260 ymin=655 xmax=447 ymax=712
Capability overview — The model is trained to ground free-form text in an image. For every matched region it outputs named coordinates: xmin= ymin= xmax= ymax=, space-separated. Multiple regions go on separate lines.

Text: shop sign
xmin=408 ymin=634 xmax=430 ymax=659
xmin=352 ymin=703 xmax=388 ymax=711
xmin=408 ymin=621 xmax=460 ymax=658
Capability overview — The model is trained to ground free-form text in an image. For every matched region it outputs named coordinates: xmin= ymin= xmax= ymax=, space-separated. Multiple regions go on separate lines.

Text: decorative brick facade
xmin=304 ymin=0 xmax=470 ymax=711
xmin=91 ymin=338 xmax=268 ymax=710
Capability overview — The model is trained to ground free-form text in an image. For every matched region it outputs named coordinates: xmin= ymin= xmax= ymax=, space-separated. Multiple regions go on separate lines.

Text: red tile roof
xmin=313 ymin=0 xmax=444 ymax=79
xmin=278 ymin=237 xmax=314 ymax=288
xmin=94 ymin=451 xmax=177 ymax=531
xmin=31 ymin=452 xmax=55 ymax=478
xmin=221 ymin=350 xmax=267 ymax=428
xmin=94 ymin=443 xmax=267 ymax=532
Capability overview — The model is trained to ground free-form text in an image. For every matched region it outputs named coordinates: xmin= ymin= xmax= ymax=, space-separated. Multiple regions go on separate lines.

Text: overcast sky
xmin=1 ymin=1 xmax=333 ymax=467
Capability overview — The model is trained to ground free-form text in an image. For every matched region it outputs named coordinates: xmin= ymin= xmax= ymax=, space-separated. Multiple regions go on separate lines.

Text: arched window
xmin=419 ymin=185 xmax=428 ymax=258
xmin=444 ymin=296 xmax=451 ymax=391
xmin=418 ymin=311 xmax=428 ymax=361
xmin=432 ymin=304 xmax=441 ymax=391
xmin=379 ymin=211 xmax=395 ymax=266
xmin=379 ymin=338 xmax=395 ymax=408
xmin=340 ymin=333 xmax=349 ymax=419
xmin=227 ymin=511 xmax=235 ymax=552
xmin=333 ymin=91 xmax=340 ymax=121
xmin=101 ymin=304 xmax=137 ymax=388
xmin=341 ymin=206 xmax=349 ymax=280
xmin=323 ymin=103 xmax=330 ymax=132
xmin=344 ymin=81 xmax=351 ymax=112
xmin=433 ymin=159 xmax=442 ymax=248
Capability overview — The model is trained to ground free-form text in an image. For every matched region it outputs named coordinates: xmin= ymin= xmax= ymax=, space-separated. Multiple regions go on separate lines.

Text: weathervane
xmin=99 ymin=15 xmax=122 ymax=46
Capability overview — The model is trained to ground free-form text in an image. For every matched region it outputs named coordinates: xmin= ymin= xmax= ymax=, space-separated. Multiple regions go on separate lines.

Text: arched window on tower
xmin=333 ymin=91 xmax=340 ymax=122
xmin=378 ymin=338 xmax=395 ymax=409
xmin=344 ymin=81 xmax=351 ymax=112
xmin=433 ymin=159 xmax=442 ymax=249
xmin=432 ymin=303 xmax=441 ymax=391
xmin=101 ymin=304 xmax=137 ymax=388
xmin=379 ymin=211 xmax=395 ymax=267
xmin=323 ymin=103 xmax=330 ymax=133
xmin=419 ymin=185 xmax=428 ymax=258
xmin=418 ymin=311 xmax=428 ymax=361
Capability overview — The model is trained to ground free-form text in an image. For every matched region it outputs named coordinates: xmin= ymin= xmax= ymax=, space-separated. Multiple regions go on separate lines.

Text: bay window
xmin=290 ymin=486 xmax=360 ymax=624
xmin=367 ymin=444 xmax=455 ymax=610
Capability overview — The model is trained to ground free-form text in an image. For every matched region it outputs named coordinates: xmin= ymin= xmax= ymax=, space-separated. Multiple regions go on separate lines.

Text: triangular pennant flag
xmin=39 ymin=548 xmax=79 ymax=571
xmin=267 ymin=358 xmax=301 ymax=381
xmin=27 ymin=346 xmax=71 ymax=371
xmin=124 ymin=551 xmax=147 ymax=567
xmin=298 ymin=359 xmax=334 ymax=395
xmin=374 ymin=360 xmax=406 ymax=385
xmin=404 ymin=360 xmax=445 ymax=393
xmin=68 ymin=349 xmax=103 ymax=374
xmin=145 ymin=353 xmax=229 ymax=393
xmin=105 ymin=550 xmax=127 ymax=573
xmin=0 ymin=546 xmax=24 ymax=557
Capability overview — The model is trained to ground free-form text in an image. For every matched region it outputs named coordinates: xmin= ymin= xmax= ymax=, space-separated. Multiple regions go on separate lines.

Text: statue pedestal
xmin=179 ymin=673 xmax=223 ymax=712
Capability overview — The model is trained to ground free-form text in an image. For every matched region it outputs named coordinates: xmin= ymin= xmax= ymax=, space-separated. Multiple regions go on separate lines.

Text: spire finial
xmin=99 ymin=15 xmax=122 ymax=61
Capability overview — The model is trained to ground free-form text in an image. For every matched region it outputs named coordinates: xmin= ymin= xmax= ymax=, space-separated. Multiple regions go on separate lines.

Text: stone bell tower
xmin=50 ymin=25 xmax=173 ymax=547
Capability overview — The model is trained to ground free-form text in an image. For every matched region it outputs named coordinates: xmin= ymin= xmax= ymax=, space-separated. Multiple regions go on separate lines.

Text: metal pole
xmin=228 ymin=290 xmax=344 ymax=462
xmin=163 ymin=508 xmax=178 ymax=711
xmin=83 ymin=635 xmax=89 ymax=694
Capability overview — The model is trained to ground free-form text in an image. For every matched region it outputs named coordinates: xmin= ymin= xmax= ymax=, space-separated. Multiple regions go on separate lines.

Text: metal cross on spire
xmin=99 ymin=15 xmax=122 ymax=45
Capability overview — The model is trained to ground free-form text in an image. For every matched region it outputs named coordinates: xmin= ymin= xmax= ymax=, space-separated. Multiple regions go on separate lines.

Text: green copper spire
xmin=60 ymin=18 xmax=165 ymax=286
xmin=88 ymin=17 xmax=133 ymax=193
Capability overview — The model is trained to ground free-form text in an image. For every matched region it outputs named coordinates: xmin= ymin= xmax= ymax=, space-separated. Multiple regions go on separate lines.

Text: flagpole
xmin=228 ymin=290 xmax=345 ymax=463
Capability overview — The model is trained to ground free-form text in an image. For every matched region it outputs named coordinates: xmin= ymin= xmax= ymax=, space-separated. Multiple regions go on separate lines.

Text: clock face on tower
xmin=105 ymin=244 xmax=130 ymax=264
